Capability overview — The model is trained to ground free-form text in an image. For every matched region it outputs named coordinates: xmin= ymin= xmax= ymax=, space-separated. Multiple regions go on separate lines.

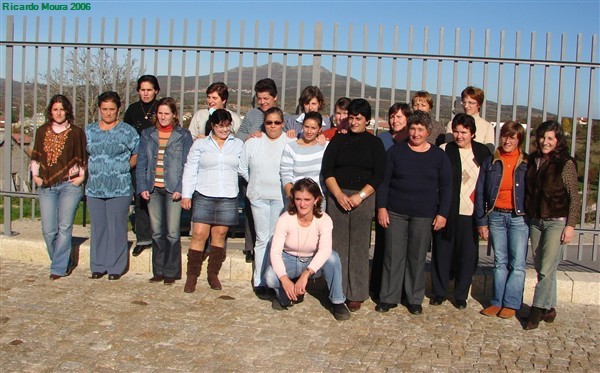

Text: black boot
xmin=524 ymin=306 xmax=543 ymax=330
xmin=183 ymin=249 xmax=207 ymax=293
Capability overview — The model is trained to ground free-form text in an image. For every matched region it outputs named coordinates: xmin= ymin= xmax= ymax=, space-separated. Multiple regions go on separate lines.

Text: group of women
xmin=32 ymin=78 xmax=580 ymax=328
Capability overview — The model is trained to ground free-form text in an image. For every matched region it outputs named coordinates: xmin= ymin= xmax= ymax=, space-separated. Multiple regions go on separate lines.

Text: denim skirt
xmin=192 ymin=192 xmax=238 ymax=226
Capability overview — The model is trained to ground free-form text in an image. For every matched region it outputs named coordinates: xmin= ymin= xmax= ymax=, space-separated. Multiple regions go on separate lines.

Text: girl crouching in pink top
xmin=264 ymin=178 xmax=350 ymax=321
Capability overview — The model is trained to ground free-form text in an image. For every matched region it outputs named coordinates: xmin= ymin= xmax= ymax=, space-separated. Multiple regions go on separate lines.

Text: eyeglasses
xmin=214 ymin=123 xmax=232 ymax=130
xmin=265 ymin=120 xmax=283 ymax=125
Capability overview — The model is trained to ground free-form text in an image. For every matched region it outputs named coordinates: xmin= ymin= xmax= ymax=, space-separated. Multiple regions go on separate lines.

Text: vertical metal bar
xmin=124 ymin=18 xmax=132 ymax=109
xmin=360 ymin=24 xmax=367 ymax=98
xmin=345 ymin=23 xmax=353 ymax=98
xmin=390 ymin=25 xmax=398 ymax=106
xmin=557 ymin=33 xmax=567 ymax=120
xmin=72 ymin=17 xmax=80 ymax=117
xmin=59 ymin=16 xmax=66 ymax=93
xmin=84 ymin=17 xmax=91 ymax=125
xmin=312 ymin=22 xmax=323 ymax=86
xmin=281 ymin=22 xmax=289 ymax=110
xmin=46 ymin=17 xmax=53 ymax=101
xmin=167 ymin=19 xmax=174 ymax=95
xmin=435 ymin=27 xmax=443 ymax=122
xmin=112 ymin=18 xmax=118 ymax=91
xmin=224 ymin=20 xmax=230 ymax=84
xmin=268 ymin=21 xmax=274 ymax=77
xmin=496 ymin=30 xmax=505 ymax=129
xmin=422 ymin=26 xmax=428 ymax=89
xmin=296 ymin=22 xmax=304 ymax=108
xmin=482 ymin=29 xmax=490 ymax=119
xmin=140 ymin=18 xmax=146 ymax=75
xmin=451 ymin=28 xmax=460 ymax=118
xmin=467 ymin=28 xmax=474 ymax=85
xmin=209 ymin=20 xmax=216 ymax=84
xmin=406 ymin=26 xmax=413 ymax=103
xmin=252 ymin=21 xmax=259 ymax=91
xmin=193 ymin=19 xmax=201 ymax=114
xmin=99 ymin=17 xmax=105 ymax=97
xmin=236 ymin=20 xmax=243 ymax=115
xmin=512 ymin=31 xmax=521 ymax=121
xmin=31 ymin=15 xmax=40 ymax=219
xmin=153 ymin=19 xmax=159 ymax=76
xmin=525 ymin=32 xmax=536 ymax=154
xmin=570 ymin=34 xmax=582 ymax=155
xmin=3 ymin=15 xmax=14 ymax=235
xmin=374 ymin=24 xmax=383 ymax=131
xmin=19 ymin=18 xmax=27 ymax=218
xmin=330 ymin=23 xmax=338 ymax=115
xmin=542 ymin=32 xmax=551 ymax=122
xmin=180 ymin=19 xmax=188 ymax=121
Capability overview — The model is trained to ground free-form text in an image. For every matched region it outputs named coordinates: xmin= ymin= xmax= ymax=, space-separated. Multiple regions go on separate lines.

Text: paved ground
xmin=1 ymin=258 xmax=599 ymax=372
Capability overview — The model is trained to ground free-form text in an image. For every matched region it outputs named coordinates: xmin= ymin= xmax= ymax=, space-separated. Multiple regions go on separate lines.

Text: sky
xmin=1 ymin=0 xmax=599 ymax=117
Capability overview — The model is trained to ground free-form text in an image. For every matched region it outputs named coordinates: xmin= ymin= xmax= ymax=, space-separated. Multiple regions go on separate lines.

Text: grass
xmin=0 ymin=196 xmax=89 ymax=225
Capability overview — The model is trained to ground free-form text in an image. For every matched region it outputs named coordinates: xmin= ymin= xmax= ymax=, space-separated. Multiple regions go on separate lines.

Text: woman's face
xmin=264 ymin=113 xmax=284 ymax=139
xmin=138 ymin=81 xmax=159 ymax=104
xmin=412 ymin=98 xmax=431 ymax=113
xmin=156 ymin=104 xmax=175 ymax=128
xmin=334 ymin=106 xmax=348 ymax=126
xmin=539 ymin=130 xmax=558 ymax=155
xmin=408 ymin=123 xmax=430 ymax=147
xmin=211 ymin=120 xmax=232 ymax=141
xmin=99 ymin=100 xmax=119 ymax=124
xmin=500 ymin=133 xmax=520 ymax=153
xmin=348 ymin=113 xmax=368 ymax=133
xmin=452 ymin=124 xmax=474 ymax=149
xmin=51 ymin=102 xmax=67 ymax=124
xmin=461 ymin=95 xmax=480 ymax=116
xmin=303 ymin=97 xmax=320 ymax=113
xmin=302 ymin=118 xmax=321 ymax=143
xmin=294 ymin=189 xmax=317 ymax=218
xmin=206 ymin=91 xmax=226 ymax=109
xmin=389 ymin=110 xmax=407 ymax=133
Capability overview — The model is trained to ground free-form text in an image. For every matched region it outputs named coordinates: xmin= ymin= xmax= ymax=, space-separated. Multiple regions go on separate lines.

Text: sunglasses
xmin=265 ymin=120 xmax=283 ymax=125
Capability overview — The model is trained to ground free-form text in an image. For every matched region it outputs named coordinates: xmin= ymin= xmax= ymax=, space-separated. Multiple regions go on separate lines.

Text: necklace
xmin=141 ymin=101 xmax=156 ymax=120
xmin=296 ymin=216 xmax=313 ymax=249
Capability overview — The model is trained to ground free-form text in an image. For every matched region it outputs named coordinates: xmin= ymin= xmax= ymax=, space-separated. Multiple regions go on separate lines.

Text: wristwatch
xmin=359 ymin=191 xmax=367 ymax=200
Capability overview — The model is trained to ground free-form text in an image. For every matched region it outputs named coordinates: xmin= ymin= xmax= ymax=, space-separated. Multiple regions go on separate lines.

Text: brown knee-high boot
xmin=207 ymin=245 xmax=226 ymax=290
xmin=184 ymin=249 xmax=207 ymax=293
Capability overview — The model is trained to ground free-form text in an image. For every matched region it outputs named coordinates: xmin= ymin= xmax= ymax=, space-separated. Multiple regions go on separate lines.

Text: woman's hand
xmin=280 ymin=275 xmax=298 ymax=302
xmin=377 ymin=208 xmax=390 ymax=228
xmin=561 ymin=226 xmax=575 ymax=244
xmin=316 ymin=133 xmax=326 ymax=145
xmin=246 ymin=131 xmax=263 ymax=140
xmin=286 ymin=129 xmax=297 ymax=138
xmin=32 ymin=175 xmax=43 ymax=187
xmin=70 ymin=174 xmax=85 ymax=187
xmin=172 ymin=192 xmax=182 ymax=201
xmin=294 ymin=270 xmax=311 ymax=296
xmin=334 ymin=192 xmax=353 ymax=211
xmin=140 ymin=191 xmax=150 ymax=200
xmin=477 ymin=226 xmax=489 ymax=240
xmin=181 ymin=198 xmax=192 ymax=210
xmin=432 ymin=215 xmax=447 ymax=231
xmin=348 ymin=193 xmax=363 ymax=209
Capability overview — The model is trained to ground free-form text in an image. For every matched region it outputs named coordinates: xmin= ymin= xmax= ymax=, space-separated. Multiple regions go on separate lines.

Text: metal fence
xmin=1 ymin=15 xmax=599 ymax=264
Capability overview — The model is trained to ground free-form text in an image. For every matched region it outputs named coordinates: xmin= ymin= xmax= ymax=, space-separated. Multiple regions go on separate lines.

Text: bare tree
xmin=40 ymin=49 xmax=143 ymax=126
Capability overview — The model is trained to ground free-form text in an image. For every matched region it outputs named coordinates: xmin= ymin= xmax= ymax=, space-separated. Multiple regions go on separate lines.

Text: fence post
xmin=3 ymin=16 xmax=15 ymax=236
xmin=312 ymin=23 xmax=322 ymax=86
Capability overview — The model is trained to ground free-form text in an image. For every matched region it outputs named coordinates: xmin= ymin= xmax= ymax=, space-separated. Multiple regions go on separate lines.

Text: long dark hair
xmin=287 ymin=178 xmax=323 ymax=218
xmin=533 ymin=120 xmax=569 ymax=160
xmin=45 ymin=94 xmax=75 ymax=126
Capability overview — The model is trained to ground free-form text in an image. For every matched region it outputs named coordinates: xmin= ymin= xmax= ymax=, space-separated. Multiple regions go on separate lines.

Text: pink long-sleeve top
xmin=269 ymin=212 xmax=333 ymax=279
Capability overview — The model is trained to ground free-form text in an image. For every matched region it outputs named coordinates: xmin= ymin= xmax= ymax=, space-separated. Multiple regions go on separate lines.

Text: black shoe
xmin=407 ymin=304 xmax=423 ymax=315
xmin=375 ymin=302 xmax=398 ymax=313
xmin=132 ymin=244 xmax=151 ymax=257
xmin=253 ymin=286 xmax=273 ymax=300
xmin=90 ymin=271 xmax=107 ymax=279
xmin=163 ymin=277 xmax=176 ymax=285
xmin=244 ymin=250 xmax=254 ymax=263
xmin=429 ymin=296 xmax=445 ymax=306
xmin=455 ymin=300 xmax=468 ymax=310
xmin=108 ymin=274 xmax=121 ymax=281
xmin=271 ymin=298 xmax=290 ymax=311
xmin=332 ymin=303 xmax=351 ymax=321
xmin=149 ymin=275 xmax=164 ymax=283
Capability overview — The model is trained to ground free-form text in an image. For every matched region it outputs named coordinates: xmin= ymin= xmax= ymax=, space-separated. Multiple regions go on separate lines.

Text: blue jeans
xmin=38 ymin=181 xmax=82 ymax=276
xmin=488 ymin=210 xmax=529 ymax=309
xmin=250 ymin=198 xmax=284 ymax=287
xmin=265 ymin=251 xmax=346 ymax=306
xmin=530 ymin=218 xmax=566 ymax=309
xmin=147 ymin=187 xmax=182 ymax=278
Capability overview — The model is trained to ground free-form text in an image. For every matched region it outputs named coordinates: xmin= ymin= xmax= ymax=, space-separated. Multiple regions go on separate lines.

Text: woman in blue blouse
xmin=181 ymin=109 xmax=244 ymax=293
xmin=85 ymin=91 xmax=139 ymax=280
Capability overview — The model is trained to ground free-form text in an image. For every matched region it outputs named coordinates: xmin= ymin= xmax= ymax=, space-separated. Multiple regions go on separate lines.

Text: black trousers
xmin=431 ymin=215 xmax=479 ymax=301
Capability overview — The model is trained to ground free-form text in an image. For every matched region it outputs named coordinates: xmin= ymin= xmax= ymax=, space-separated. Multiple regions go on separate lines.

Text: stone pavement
xmin=1 ymin=258 xmax=599 ymax=372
